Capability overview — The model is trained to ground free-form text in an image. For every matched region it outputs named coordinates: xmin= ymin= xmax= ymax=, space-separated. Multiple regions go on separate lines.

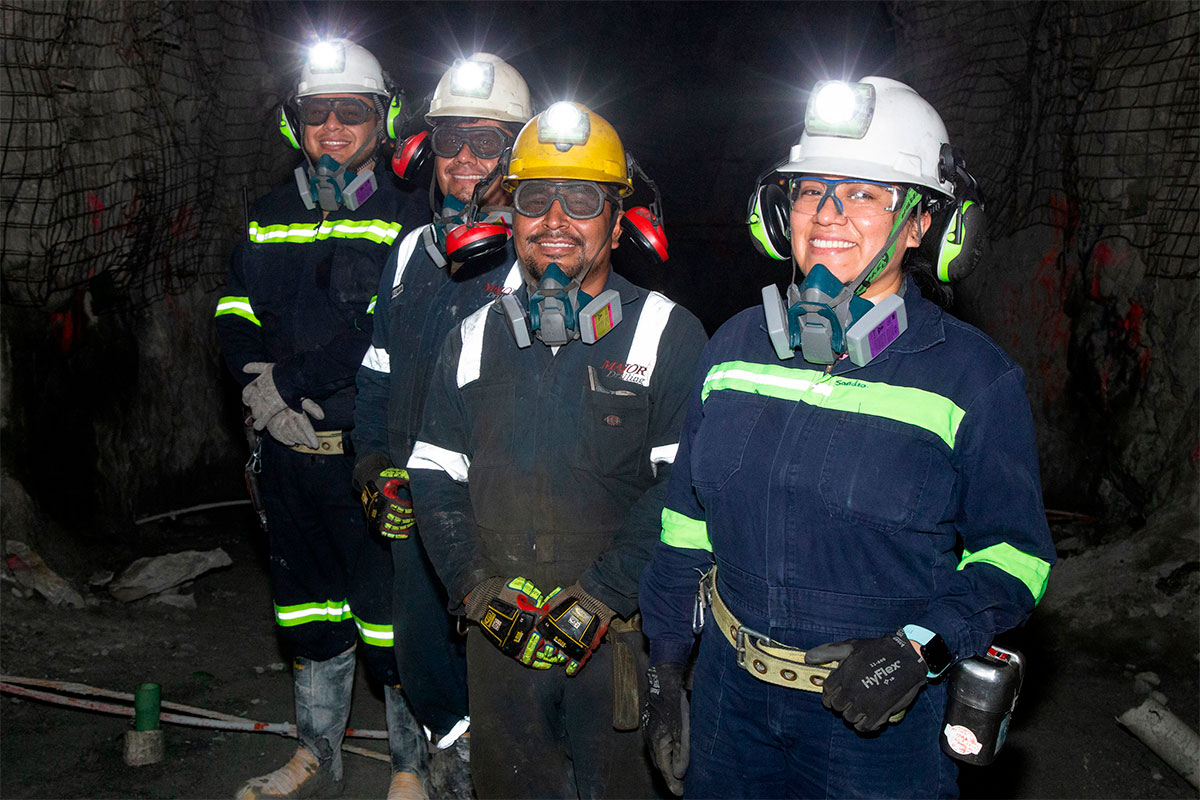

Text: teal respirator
xmin=295 ymin=153 xmax=377 ymax=212
xmin=762 ymin=187 xmax=921 ymax=366
xmin=499 ymin=263 xmax=622 ymax=348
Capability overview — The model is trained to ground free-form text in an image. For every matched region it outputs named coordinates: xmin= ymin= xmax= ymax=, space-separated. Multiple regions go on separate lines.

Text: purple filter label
xmin=354 ymin=180 xmax=374 ymax=205
xmin=868 ymin=312 xmax=900 ymax=357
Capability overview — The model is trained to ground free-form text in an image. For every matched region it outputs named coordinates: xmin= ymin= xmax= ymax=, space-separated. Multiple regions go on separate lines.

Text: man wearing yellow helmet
xmin=406 ymin=102 xmax=708 ymax=797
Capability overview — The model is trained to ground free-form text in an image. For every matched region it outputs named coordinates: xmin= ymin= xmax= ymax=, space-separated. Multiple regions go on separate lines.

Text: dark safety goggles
xmin=789 ymin=177 xmax=902 ymax=218
xmin=298 ymin=97 xmax=376 ymax=127
xmin=513 ymin=180 xmax=618 ymax=220
xmin=430 ymin=125 xmax=513 ymax=160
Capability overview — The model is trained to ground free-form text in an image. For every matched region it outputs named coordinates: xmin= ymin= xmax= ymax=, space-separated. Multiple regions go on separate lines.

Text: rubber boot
xmin=384 ymin=685 xmax=429 ymax=800
xmin=236 ymin=647 xmax=356 ymax=799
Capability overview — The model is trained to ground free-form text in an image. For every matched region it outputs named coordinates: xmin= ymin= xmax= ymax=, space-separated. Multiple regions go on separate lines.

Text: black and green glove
xmin=466 ymin=577 xmax=567 ymax=670
xmin=536 ymin=582 xmax=615 ymax=676
xmin=804 ymin=630 xmax=928 ymax=732
xmin=354 ymin=456 xmax=415 ymax=539
xmin=642 ymin=662 xmax=689 ymax=796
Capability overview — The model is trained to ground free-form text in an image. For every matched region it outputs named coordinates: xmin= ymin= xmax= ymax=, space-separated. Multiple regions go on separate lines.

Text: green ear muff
xmin=279 ymin=105 xmax=301 ymax=150
xmin=386 ymin=95 xmax=403 ymax=140
xmin=935 ymin=199 xmax=986 ymax=282
xmin=747 ymin=182 xmax=791 ymax=260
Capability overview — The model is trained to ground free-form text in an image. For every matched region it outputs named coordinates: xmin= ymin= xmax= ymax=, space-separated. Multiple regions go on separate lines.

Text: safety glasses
xmin=430 ymin=125 xmax=513 ymax=160
xmin=513 ymin=180 xmax=617 ymax=220
xmin=298 ymin=97 xmax=375 ymax=127
xmin=789 ymin=177 xmax=902 ymax=218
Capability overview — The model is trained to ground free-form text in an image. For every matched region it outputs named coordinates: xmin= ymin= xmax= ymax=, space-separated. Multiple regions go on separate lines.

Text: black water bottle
xmin=940 ymin=644 xmax=1024 ymax=765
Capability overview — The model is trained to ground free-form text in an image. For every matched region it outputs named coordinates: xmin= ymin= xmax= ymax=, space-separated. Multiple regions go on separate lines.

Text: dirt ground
xmin=1 ymin=503 xmax=1197 ymax=800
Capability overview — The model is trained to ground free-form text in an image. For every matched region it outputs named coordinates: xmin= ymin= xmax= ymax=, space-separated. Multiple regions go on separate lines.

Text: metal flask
xmin=941 ymin=644 xmax=1024 ymax=765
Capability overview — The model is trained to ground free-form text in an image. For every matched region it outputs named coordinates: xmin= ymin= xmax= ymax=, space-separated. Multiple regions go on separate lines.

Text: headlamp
xmin=538 ymin=102 xmax=590 ymax=151
xmin=307 ymin=41 xmax=346 ymax=75
xmin=805 ymin=80 xmax=876 ymax=139
xmin=449 ymin=58 xmax=495 ymax=99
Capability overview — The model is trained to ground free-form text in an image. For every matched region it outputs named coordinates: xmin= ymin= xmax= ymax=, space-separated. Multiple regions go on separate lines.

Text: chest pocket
xmin=580 ymin=388 xmax=650 ymax=477
xmin=462 ymin=379 xmax=517 ymax=468
xmin=818 ymin=414 xmax=944 ymax=533
xmin=690 ymin=390 xmax=768 ymax=491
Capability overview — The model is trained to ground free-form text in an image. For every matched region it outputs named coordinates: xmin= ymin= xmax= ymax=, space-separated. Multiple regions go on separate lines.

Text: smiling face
xmin=434 ymin=118 xmax=513 ymax=206
xmin=790 ymin=175 xmax=930 ymax=300
xmin=512 ymin=180 xmax=623 ymax=296
xmin=301 ymin=93 xmax=379 ymax=168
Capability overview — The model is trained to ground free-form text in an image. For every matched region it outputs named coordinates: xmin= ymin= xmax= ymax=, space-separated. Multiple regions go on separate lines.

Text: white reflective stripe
xmin=456 ymin=304 xmax=490 ymax=388
xmin=435 ymin=717 xmax=471 ymax=750
xmin=276 ymin=603 xmax=351 ymax=622
xmin=622 ymin=291 xmax=675 ymax=388
xmin=391 ymin=225 xmax=427 ymax=290
xmin=650 ymin=443 xmax=678 ymax=465
xmin=354 ymin=620 xmax=394 ymax=645
xmin=407 ymin=441 xmax=471 ymax=482
xmin=361 ymin=346 xmax=390 ymax=372
xmin=216 ymin=298 xmax=255 ymax=315
xmin=502 ymin=260 xmax=524 ymax=291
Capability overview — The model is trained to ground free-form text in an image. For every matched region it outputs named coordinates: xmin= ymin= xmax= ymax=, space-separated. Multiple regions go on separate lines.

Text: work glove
xmin=465 ymin=577 xmax=567 ymax=669
xmin=804 ymin=630 xmax=928 ymax=733
xmin=353 ymin=456 xmax=414 ymax=538
xmin=536 ymin=582 xmax=615 ymax=676
xmin=242 ymin=363 xmax=324 ymax=442
xmin=642 ymin=662 xmax=689 ymax=796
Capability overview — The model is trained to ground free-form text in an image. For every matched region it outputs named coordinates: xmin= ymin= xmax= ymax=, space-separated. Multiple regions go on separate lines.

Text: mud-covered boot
xmin=384 ymin=685 xmax=429 ymax=800
xmin=235 ymin=647 xmax=356 ymax=799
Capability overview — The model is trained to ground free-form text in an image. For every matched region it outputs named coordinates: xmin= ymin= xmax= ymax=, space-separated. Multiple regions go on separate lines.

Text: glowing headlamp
xmin=538 ymin=102 xmax=590 ymax=150
xmin=449 ymin=58 xmax=495 ymax=99
xmin=307 ymin=41 xmax=346 ymax=74
xmin=805 ymin=80 xmax=876 ymax=139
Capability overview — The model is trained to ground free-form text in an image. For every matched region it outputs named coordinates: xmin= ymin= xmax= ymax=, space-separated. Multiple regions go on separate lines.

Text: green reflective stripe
xmin=367 ymin=295 xmax=377 ymax=314
xmin=214 ymin=296 xmax=260 ymax=326
xmin=661 ymin=508 xmax=711 ymax=551
xmin=353 ymin=615 xmax=394 ymax=647
xmin=248 ymin=219 xmax=403 ymax=245
xmin=959 ymin=544 xmax=1051 ymax=604
xmin=702 ymin=361 xmax=965 ymax=448
xmin=274 ymin=599 xmax=352 ymax=627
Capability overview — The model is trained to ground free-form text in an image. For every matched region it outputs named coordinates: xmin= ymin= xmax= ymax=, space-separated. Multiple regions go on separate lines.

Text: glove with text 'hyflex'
xmin=805 ymin=630 xmax=928 ymax=732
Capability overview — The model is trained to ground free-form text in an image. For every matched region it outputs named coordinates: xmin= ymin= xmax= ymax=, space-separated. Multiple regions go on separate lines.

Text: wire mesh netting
xmin=1 ymin=0 xmax=290 ymax=312
xmin=892 ymin=0 xmax=1198 ymax=281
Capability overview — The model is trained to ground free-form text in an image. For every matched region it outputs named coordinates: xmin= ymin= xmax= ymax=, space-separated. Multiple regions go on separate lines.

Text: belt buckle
xmin=734 ymin=624 xmax=772 ymax=670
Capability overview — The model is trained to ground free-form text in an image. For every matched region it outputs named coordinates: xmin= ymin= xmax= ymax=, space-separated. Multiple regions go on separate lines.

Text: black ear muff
xmin=392 ymin=130 xmax=432 ymax=182
xmin=279 ymin=104 xmax=302 ymax=150
xmin=444 ymin=219 xmax=511 ymax=263
xmin=935 ymin=199 xmax=986 ymax=283
xmin=620 ymin=206 xmax=669 ymax=264
xmin=747 ymin=182 xmax=790 ymax=260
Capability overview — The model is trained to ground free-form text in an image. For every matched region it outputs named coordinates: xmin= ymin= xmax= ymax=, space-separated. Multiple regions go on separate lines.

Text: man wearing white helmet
xmin=351 ymin=52 xmax=533 ymax=796
xmin=639 ymin=76 xmax=1055 ymax=797
xmin=216 ymin=38 xmax=429 ymax=800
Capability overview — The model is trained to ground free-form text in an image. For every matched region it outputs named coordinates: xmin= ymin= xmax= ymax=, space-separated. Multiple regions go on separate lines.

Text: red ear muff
xmin=392 ymin=130 xmax=432 ymax=182
xmin=620 ymin=206 xmax=669 ymax=264
xmin=444 ymin=219 xmax=511 ymax=263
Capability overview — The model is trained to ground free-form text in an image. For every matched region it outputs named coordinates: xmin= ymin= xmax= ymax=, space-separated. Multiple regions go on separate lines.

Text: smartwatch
xmin=902 ymin=624 xmax=954 ymax=678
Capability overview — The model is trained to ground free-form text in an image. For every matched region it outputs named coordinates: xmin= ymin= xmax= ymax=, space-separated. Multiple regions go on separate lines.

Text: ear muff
xmin=620 ymin=206 xmax=669 ymax=264
xmin=444 ymin=219 xmax=511 ymax=263
xmin=279 ymin=104 xmax=302 ymax=150
xmin=385 ymin=95 xmax=403 ymax=140
xmin=934 ymin=199 xmax=986 ymax=282
xmin=747 ymin=182 xmax=790 ymax=260
xmin=391 ymin=130 xmax=433 ymax=181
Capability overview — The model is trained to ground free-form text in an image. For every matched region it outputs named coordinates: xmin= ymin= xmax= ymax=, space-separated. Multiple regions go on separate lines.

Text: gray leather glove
xmin=242 ymin=362 xmax=324 ymax=448
xmin=264 ymin=405 xmax=324 ymax=449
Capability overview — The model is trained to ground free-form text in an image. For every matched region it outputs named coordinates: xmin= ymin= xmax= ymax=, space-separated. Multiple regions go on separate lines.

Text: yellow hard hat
xmin=504 ymin=102 xmax=634 ymax=196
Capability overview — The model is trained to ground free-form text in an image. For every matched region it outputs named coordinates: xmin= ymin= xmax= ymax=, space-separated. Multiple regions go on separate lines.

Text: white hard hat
xmin=781 ymin=76 xmax=954 ymax=198
xmin=426 ymin=52 xmax=532 ymax=124
xmin=297 ymin=39 xmax=388 ymax=98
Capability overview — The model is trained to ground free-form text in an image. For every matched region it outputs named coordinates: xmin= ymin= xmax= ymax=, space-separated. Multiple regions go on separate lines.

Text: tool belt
xmin=700 ymin=568 xmax=834 ymax=693
xmin=290 ymin=430 xmax=347 ymax=455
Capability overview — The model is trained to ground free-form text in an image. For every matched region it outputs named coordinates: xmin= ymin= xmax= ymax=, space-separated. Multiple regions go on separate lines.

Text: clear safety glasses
xmin=789 ymin=177 xmax=903 ymax=218
xmin=298 ymin=97 xmax=375 ymax=127
xmin=512 ymin=180 xmax=617 ymax=220
xmin=430 ymin=125 xmax=513 ymax=160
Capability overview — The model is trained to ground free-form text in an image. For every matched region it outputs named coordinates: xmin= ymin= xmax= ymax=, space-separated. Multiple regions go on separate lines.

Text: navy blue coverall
xmin=353 ymin=227 xmax=523 ymax=739
xmin=639 ymin=277 xmax=1056 ymax=798
xmin=215 ymin=167 xmax=425 ymax=683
